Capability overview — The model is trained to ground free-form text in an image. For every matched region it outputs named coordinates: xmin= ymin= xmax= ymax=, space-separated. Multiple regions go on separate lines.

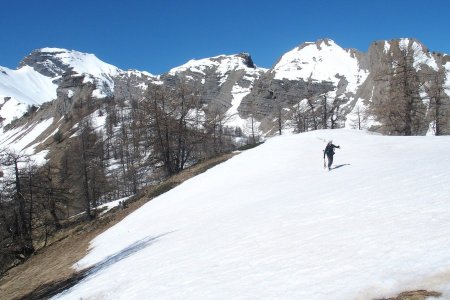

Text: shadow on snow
xmin=330 ymin=164 xmax=351 ymax=170
xmin=85 ymin=231 xmax=173 ymax=277
xmin=21 ymin=231 xmax=174 ymax=299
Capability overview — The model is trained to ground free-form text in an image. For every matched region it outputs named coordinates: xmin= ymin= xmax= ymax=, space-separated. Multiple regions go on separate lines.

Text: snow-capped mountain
xmin=0 ymin=48 xmax=124 ymax=126
xmin=20 ymin=48 xmax=120 ymax=79
xmin=20 ymin=47 xmax=121 ymax=96
xmin=240 ymin=38 xmax=450 ymax=134
xmin=0 ymin=48 xmax=157 ymax=164
xmin=1 ymin=38 xmax=449 ymax=162
xmin=165 ymin=53 xmax=267 ymax=127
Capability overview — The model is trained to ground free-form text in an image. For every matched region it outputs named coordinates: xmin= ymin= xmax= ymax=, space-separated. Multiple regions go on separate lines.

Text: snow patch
xmin=225 ymin=83 xmax=253 ymax=128
xmin=55 ymin=130 xmax=450 ymax=300
xmin=0 ymin=65 xmax=57 ymax=106
xmin=384 ymin=41 xmax=391 ymax=53
xmin=98 ymin=196 xmax=131 ymax=215
xmin=0 ymin=118 xmax=54 ymax=153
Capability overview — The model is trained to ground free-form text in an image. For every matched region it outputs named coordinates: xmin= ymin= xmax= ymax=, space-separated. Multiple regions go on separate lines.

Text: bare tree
xmin=292 ymin=98 xmax=310 ymax=133
xmin=203 ymin=106 xmax=235 ymax=155
xmin=350 ymin=104 xmax=368 ymax=130
xmin=329 ymin=96 xmax=346 ymax=129
xmin=0 ymin=149 xmax=35 ymax=258
xmin=143 ymin=82 xmax=203 ymax=175
xmin=66 ymin=118 xmax=108 ymax=220
xmin=322 ymin=95 xmax=328 ymax=129
xmin=304 ymin=79 xmax=320 ymax=131
xmin=371 ymin=44 xmax=427 ymax=135
xmin=242 ymin=100 xmax=261 ymax=144
xmin=425 ymin=66 xmax=448 ymax=135
xmin=274 ymin=101 xmax=284 ymax=135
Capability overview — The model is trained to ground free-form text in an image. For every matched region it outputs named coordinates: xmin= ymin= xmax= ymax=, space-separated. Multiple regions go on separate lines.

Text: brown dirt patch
xmin=376 ymin=290 xmax=442 ymax=300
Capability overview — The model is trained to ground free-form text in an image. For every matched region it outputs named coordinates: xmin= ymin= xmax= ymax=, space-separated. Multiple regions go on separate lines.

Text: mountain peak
xmin=37 ymin=47 xmax=70 ymax=54
xmin=19 ymin=48 xmax=120 ymax=79
xmin=315 ymin=38 xmax=335 ymax=48
xmin=296 ymin=38 xmax=338 ymax=51
xmin=168 ymin=52 xmax=259 ymax=76
xmin=19 ymin=47 xmax=73 ymax=77
xmin=236 ymin=52 xmax=256 ymax=68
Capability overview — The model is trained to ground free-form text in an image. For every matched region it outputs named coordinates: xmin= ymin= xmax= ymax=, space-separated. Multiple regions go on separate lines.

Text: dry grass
xmin=0 ymin=153 xmax=236 ymax=300
xmin=376 ymin=290 xmax=442 ymax=300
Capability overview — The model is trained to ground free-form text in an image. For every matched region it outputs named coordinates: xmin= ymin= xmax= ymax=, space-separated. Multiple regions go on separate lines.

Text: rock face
xmin=19 ymin=48 xmax=75 ymax=79
xmin=54 ymin=72 xmax=96 ymax=117
xmin=163 ymin=53 xmax=266 ymax=127
xmin=113 ymin=70 xmax=156 ymax=104
xmin=237 ymin=39 xmax=372 ymax=133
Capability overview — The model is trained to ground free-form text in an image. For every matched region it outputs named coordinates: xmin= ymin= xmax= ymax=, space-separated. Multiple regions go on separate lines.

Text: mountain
xmin=0 ymin=48 xmax=157 ymax=159
xmin=0 ymin=48 xmax=122 ymax=126
xmin=19 ymin=47 xmax=121 ymax=96
xmin=1 ymin=38 xmax=449 ymax=164
xmin=240 ymin=38 xmax=450 ymax=134
xmin=52 ymin=129 xmax=450 ymax=299
xmin=164 ymin=52 xmax=266 ymax=127
xmin=0 ymin=49 xmax=265 ymax=131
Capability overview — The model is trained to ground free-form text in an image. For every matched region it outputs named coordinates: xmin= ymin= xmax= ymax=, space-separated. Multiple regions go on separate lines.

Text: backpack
xmin=324 ymin=144 xmax=334 ymax=156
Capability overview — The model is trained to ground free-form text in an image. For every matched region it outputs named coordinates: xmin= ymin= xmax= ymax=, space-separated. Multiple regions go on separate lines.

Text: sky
xmin=1 ymin=0 xmax=449 ymax=75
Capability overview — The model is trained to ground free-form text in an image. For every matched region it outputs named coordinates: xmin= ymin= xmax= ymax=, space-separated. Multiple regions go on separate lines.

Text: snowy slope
xmin=54 ymin=129 xmax=450 ymax=300
xmin=0 ymin=65 xmax=57 ymax=124
xmin=0 ymin=117 xmax=55 ymax=166
xmin=272 ymin=39 xmax=369 ymax=93
xmin=35 ymin=47 xmax=120 ymax=78
xmin=23 ymin=47 xmax=121 ymax=99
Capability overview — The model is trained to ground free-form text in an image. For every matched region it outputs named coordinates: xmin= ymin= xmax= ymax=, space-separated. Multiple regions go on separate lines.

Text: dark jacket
xmin=324 ymin=143 xmax=340 ymax=158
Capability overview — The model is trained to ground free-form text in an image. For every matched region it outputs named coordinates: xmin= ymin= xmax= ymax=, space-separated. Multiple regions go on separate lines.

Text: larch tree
xmin=371 ymin=44 xmax=427 ymax=135
xmin=425 ymin=66 xmax=448 ymax=135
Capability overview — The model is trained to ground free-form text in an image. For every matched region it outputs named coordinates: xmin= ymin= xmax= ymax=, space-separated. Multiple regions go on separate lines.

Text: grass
xmin=237 ymin=141 xmax=264 ymax=151
xmin=376 ymin=290 xmax=442 ymax=300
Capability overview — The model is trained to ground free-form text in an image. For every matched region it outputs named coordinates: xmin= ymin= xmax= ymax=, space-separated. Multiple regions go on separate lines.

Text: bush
xmin=237 ymin=141 xmax=264 ymax=151
xmin=53 ymin=130 xmax=63 ymax=143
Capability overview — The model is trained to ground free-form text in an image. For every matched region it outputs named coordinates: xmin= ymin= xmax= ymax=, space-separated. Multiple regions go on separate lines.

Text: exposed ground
xmin=0 ymin=153 xmax=236 ymax=300
xmin=377 ymin=290 xmax=442 ymax=300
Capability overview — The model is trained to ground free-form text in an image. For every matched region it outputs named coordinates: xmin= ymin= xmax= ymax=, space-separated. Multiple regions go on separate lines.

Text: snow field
xmin=53 ymin=129 xmax=450 ymax=300
xmin=0 ymin=65 xmax=57 ymax=124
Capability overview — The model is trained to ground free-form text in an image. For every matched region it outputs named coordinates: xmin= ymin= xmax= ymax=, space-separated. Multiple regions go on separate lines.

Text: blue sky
xmin=1 ymin=0 xmax=449 ymax=74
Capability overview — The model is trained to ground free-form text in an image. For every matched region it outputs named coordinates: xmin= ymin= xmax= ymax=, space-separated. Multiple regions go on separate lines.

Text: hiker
xmin=323 ymin=141 xmax=340 ymax=170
